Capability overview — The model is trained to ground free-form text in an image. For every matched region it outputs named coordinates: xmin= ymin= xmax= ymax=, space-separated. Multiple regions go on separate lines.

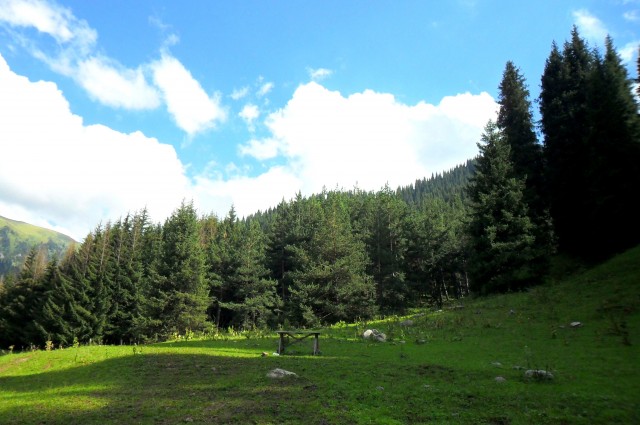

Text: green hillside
xmin=0 ymin=246 xmax=638 ymax=424
xmin=0 ymin=215 xmax=76 ymax=277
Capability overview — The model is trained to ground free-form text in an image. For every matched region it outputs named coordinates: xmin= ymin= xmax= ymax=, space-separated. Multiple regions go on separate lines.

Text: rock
xmin=363 ymin=329 xmax=387 ymax=342
xmin=495 ymin=376 xmax=507 ymax=383
xmin=376 ymin=386 xmax=384 ymax=391
xmin=524 ymin=369 xmax=554 ymax=381
xmin=400 ymin=319 xmax=414 ymax=327
xmin=570 ymin=321 xmax=583 ymax=328
xmin=491 ymin=362 xmax=503 ymax=368
xmin=415 ymin=339 xmax=427 ymax=345
xmin=509 ymin=309 xmax=516 ymax=315
xmin=266 ymin=368 xmax=297 ymax=378
xmin=272 ymin=352 xmax=280 ymax=356
xmin=512 ymin=365 xmax=525 ymax=370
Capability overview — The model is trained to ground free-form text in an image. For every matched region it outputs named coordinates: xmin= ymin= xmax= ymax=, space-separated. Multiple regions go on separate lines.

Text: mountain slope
xmin=0 ymin=215 xmax=76 ymax=277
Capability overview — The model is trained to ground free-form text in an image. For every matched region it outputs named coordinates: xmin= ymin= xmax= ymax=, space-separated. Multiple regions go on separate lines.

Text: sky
xmin=0 ymin=0 xmax=638 ymax=241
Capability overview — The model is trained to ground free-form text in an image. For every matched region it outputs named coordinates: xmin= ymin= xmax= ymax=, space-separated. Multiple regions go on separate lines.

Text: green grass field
xmin=1 ymin=247 xmax=639 ymax=424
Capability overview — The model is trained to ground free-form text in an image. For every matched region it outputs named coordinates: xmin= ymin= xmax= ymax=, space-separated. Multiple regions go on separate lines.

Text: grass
xmin=1 ymin=247 xmax=639 ymax=424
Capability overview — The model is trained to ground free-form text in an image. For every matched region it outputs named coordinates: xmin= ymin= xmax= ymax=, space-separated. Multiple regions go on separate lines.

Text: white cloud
xmin=231 ymin=86 xmax=250 ymax=100
xmin=239 ymin=138 xmax=280 ymax=160
xmin=200 ymin=83 xmax=497 ymax=218
xmin=76 ymin=56 xmax=161 ymax=109
xmin=0 ymin=0 xmax=95 ymax=46
xmin=308 ymin=67 xmax=333 ymax=81
xmin=151 ymin=53 xmax=227 ymax=135
xmin=619 ymin=40 xmax=640 ymax=63
xmin=623 ymin=10 xmax=640 ymax=21
xmin=0 ymin=53 xmax=190 ymax=240
xmin=0 ymin=49 xmax=498 ymax=238
xmin=250 ymin=82 xmax=497 ymax=195
xmin=0 ymin=0 xmax=224 ymax=135
xmin=572 ymin=9 xmax=608 ymax=44
xmin=192 ymin=166 xmax=302 ymax=219
xmin=239 ymin=103 xmax=260 ymax=130
xmin=257 ymin=81 xmax=274 ymax=97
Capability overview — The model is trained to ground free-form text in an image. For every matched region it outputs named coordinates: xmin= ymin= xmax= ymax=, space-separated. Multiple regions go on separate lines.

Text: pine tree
xmin=467 ymin=122 xmax=539 ymax=294
xmin=541 ymin=29 xmax=640 ymax=259
xmin=224 ymin=220 xmax=280 ymax=329
xmin=540 ymin=28 xmax=595 ymax=257
xmin=158 ymin=201 xmax=209 ymax=336
xmin=289 ymin=191 xmax=376 ymax=326
xmin=583 ymin=37 xmax=640 ymax=256
xmin=497 ymin=60 xmax=554 ymax=274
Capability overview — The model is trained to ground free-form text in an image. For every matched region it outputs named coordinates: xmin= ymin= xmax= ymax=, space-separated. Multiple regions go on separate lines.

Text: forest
xmin=0 ymin=28 xmax=638 ymax=348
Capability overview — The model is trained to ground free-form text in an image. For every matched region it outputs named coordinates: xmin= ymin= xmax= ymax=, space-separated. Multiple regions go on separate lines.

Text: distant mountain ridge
xmin=0 ymin=215 xmax=76 ymax=277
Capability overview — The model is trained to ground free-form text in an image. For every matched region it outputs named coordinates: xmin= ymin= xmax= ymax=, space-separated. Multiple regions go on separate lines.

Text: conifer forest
xmin=1 ymin=28 xmax=639 ymax=349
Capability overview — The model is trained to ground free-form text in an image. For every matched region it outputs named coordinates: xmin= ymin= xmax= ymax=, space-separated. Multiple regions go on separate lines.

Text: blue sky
xmin=0 ymin=0 xmax=638 ymax=240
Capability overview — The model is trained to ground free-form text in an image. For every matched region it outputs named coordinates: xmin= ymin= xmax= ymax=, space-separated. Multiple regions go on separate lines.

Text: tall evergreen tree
xmin=467 ymin=122 xmax=540 ymax=293
xmin=583 ymin=37 xmax=640 ymax=256
xmin=540 ymin=28 xmax=594 ymax=257
xmin=497 ymin=60 xmax=554 ymax=274
xmin=223 ymin=220 xmax=280 ymax=329
xmin=288 ymin=192 xmax=376 ymax=326
xmin=158 ymin=201 xmax=209 ymax=336
xmin=541 ymin=29 xmax=640 ymax=259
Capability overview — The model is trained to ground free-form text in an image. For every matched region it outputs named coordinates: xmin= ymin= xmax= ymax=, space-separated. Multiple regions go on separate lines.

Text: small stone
xmin=524 ymin=369 xmax=554 ymax=381
xmin=570 ymin=321 xmax=583 ymax=328
xmin=272 ymin=352 xmax=280 ymax=356
xmin=509 ymin=309 xmax=516 ymax=315
xmin=267 ymin=368 xmax=297 ymax=378
xmin=491 ymin=362 xmax=503 ymax=368
xmin=376 ymin=386 xmax=384 ymax=391
xmin=495 ymin=376 xmax=507 ymax=383
xmin=184 ymin=418 xmax=193 ymax=423
xmin=400 ymin=319 xmax=414 ymax=327
xmin=261 ymin=352 xmax=269 ymax=357
xmin=415 ymin=339 xmax=427 ymax=345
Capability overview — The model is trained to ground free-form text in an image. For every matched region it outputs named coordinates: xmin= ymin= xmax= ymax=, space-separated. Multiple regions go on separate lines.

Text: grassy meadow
xmin=1 ymin=247 xmax=639 ymax=424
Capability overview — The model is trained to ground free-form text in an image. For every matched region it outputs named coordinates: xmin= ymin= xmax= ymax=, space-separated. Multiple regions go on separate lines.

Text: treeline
xmin=0 ymin=28 xmax=638 ymax=348
xmin=0 ymin=189 xmax=470 ymax=348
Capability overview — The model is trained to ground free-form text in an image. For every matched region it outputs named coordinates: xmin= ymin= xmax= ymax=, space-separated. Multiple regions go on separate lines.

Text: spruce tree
xmin=497 ymin=60 xmax=553 ymax=274
xmin=158 ymin=201 xmax=209 ymax=336
xmin=540 ymin=28 xmax=596 ymax=257
xmin=583 ymin=37 xmax=640 ymax=256
xmin=467 ymin=122 xmax=539 ymax=293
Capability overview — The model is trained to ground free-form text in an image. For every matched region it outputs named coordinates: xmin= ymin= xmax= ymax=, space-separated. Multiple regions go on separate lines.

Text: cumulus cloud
xmin=230 ymin=86 xmax=250 ymax=100
xmin=247 ymin=82 xmax=497 ymax=195
xmin=239 ymin=103 xmax=260 ymax=131
xmin=0 ymin=49 xmax=498 ymax=238
xmin=308 ymin=67 xmax=333 ymax=81
xmin=0 ymin=53 xmax=190 ymax=239
xmin=151 ymin=53 xmax=227 ymax=135
xmin=204 ymin=83 xmax=497 ymax=218
xmin=0 ymin=0 xmax=224 ymax=135
xmin=619 ymin=40 xmax=640 ymax=63
xmin=257 ymin=81 xmax=274 ymax=97
xmin=239 ymin=138 xmax=280 ymax=160
xmin=0 ymin=0 xmax=95 ymax=46
xmin=76 ymin=56 xmax=161 ymax=109
xmin=573 ymin=9 xmax=608 ymax=44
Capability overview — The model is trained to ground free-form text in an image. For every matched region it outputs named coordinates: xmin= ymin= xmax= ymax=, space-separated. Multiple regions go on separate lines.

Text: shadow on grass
xmin=0 ymin=351 xmax=326 ymax=425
